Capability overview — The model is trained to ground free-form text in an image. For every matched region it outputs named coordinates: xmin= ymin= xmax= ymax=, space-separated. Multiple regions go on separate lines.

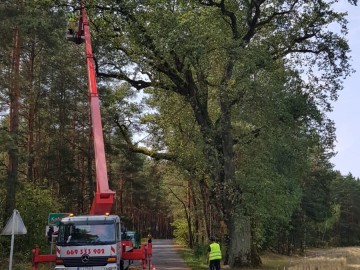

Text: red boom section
xmin=31 ymin=247 xmax=56 ymax=270
xmin=80 ymin=5 xmax=115 ymax=215
xmin=122 ymin=242 xmax=153 ymax=269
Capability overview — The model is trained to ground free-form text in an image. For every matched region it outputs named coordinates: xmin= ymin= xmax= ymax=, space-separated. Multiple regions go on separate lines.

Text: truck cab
xmin=55 ymin=214 xmax=122 ymax=270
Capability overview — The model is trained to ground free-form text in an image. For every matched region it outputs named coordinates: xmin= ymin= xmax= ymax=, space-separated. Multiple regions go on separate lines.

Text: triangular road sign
xmin=1 ymin=209 xmax=27 ymax=235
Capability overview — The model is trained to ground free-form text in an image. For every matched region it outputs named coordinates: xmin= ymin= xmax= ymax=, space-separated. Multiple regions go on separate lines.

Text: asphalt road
xmin=130 ymin=239 xmax=191 ymax=270
xmin=151 ymin=239 xmax=191 ymax=270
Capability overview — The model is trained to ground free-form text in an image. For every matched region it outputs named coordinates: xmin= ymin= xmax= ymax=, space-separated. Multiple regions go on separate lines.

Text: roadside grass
xmin=179 ymin=246 xmax=360 ymax=270
xmin=178 ymin=244 xmax=209 ymax=270
xmin=1 ymin=251 xmax=53 ymax=270
xmin=2 ymin=260 xmax=52 ymax=270
xmin=179 ymin=248 xmax=296 ymax=270
xmin=177 ymin=244 xmax=298 ymax=270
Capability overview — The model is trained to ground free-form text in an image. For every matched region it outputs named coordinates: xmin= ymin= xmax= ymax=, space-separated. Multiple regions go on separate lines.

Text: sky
xmin=328 ymin=3 xmax=360 ymax=178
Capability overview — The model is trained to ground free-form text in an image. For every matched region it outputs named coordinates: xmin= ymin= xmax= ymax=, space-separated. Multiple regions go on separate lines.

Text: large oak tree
xmin=87 ymin=0 xmax=354 ymax=266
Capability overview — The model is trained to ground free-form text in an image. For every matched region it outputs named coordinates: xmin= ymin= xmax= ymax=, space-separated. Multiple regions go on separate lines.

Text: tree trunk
xmin=5 ymin=27 xmax=21 ymax=219
xmin=186 ymin=180 xmax=194 ymax=248
xmin=226 ymin=215 xmax=252 ymax=266
xmin=26 ymin=39 xmax=36 ymax=182
xmin=199 ymin=178 xmax=211 ymax=239
xmin=190 ymin=181 xmax=200 ymax=244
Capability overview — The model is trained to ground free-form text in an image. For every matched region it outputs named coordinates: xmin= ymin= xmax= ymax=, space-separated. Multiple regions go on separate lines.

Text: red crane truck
xmin=32 ymin=2 xmax=152 ymax=270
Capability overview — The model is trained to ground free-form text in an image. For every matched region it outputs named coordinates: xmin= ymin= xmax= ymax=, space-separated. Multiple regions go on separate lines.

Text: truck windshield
xmin=57 ymin=223 xmax=116 ymax=246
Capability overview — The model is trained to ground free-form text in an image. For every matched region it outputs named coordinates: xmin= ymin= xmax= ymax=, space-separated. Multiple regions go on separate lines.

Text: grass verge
xmin=178 ymin=248 xmax=351 ymax=270
xmin=178 ymin=244 xmax=209 ymax=270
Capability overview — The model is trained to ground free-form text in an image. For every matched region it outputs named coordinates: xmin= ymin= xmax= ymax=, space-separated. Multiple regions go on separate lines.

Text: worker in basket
xmin=67 ymin=15 xmax=77 ymax=36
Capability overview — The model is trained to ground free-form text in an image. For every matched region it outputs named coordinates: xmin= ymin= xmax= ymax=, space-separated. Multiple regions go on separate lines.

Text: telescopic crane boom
xmin=78 ymin=3 xmax=115 ymax=214
xmin=32 ymin=4 xmax=153 ymax=269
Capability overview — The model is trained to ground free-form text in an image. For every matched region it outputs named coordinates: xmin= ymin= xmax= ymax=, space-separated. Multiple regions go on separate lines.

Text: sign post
xmin=47 ymin=213 xmax=69 ymax=254
xmin=1 ymin=209 xmax=27 ymax=270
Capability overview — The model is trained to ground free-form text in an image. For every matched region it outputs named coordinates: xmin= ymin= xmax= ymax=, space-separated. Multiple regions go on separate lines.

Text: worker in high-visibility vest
xmin=207 ymin=236 xmax=222 ymax=270
xmin=68 ymin=16 xmax=76 ymax=35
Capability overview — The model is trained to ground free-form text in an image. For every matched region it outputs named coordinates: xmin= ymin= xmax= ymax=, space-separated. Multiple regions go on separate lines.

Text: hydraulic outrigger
xmin=32 ymin=2 xmax=152 ymax=270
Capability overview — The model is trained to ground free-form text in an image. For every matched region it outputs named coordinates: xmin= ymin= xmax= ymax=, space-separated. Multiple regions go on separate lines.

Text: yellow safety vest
xmin=209 ymin=243 xmax=222 ymax=261
xmin=68 ymin=18 xmax=76 ymax=30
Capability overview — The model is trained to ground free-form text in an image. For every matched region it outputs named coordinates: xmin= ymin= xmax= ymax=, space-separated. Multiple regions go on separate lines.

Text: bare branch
xmin=281 ymin=48 xmax=321 ymax=57
xmin=256 ymin=0 xmax=299 ymax=28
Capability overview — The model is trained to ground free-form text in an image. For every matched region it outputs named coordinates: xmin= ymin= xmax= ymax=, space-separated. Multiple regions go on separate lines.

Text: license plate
xmin=79 ymin=267 xmax=93 ymax=270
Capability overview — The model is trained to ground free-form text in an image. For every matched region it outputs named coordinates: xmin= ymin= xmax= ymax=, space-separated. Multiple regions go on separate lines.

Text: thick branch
xmin=242 ymin=0 xmax=266 ymax=43
xmin=97 ymin=71 xmax=152 ymax=90
xmin=168 ymin=187 xmax=188 ymax=210
xmin=198 ymin=0 xmax=239 ymax=39
xmin=114 ymin=119 xmax=176 ymax=161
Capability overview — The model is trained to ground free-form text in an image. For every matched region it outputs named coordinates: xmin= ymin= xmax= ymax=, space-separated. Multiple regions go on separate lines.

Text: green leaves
xmin=88 ymin=0 xmax=355 ymax=262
